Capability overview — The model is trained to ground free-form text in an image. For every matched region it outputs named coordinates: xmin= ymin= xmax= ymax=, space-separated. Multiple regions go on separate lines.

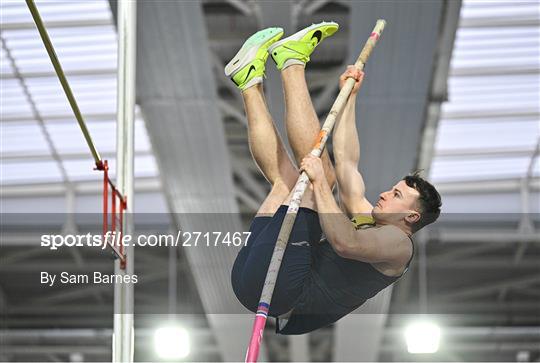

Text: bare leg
xmin=281 ymin=65 xmax=336 ymax=188
xmin=242 ymin=84 xmax=299 ymax=216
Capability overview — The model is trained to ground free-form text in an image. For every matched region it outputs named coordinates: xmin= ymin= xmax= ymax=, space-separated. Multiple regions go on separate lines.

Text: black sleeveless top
xmin=277 ymin=217 xmax=414 ymax=335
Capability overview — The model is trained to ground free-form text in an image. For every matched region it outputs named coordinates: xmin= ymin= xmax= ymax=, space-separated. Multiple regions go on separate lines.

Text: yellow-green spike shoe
xmin=224 ymin=27 xmax=284 ymax=91
xmin=268 ymin=21 xmax=339 ymax=71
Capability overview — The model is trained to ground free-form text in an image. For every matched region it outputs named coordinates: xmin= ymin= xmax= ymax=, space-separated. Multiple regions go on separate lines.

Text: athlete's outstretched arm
xmin=301 ymin=155 xmax=409 ymax=264
xmin=333 ymin=66 xmax=373 ymax=216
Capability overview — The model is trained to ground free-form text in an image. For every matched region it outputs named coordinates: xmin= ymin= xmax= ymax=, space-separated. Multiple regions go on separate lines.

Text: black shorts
xmin=231 ymin=205 xmax=322 ymax=316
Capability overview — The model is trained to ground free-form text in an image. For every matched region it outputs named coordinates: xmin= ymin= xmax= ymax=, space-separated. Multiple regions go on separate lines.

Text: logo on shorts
xmin=291 ymin=241 xmax=310 ymax=247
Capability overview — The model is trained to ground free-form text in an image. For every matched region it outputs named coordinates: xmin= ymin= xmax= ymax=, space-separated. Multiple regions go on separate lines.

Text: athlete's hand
xmin=339 ymin=65 xmax=364 ymax=95
xmin=300 ymin=154 xmax=326 ymax=186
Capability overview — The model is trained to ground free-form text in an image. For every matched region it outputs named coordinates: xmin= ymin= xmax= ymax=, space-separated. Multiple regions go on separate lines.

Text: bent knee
xmin=257 ymin=181 xmax=294 ymax=215
xmin=273 ymin=179 xmax=295 ymax=196
xmin=279 ymin=167 xmax=299 ymax=191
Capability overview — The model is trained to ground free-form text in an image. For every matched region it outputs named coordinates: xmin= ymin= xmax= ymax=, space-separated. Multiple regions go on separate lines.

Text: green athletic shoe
xmin=224 ymin=27 xmax=284 ymax=91
xmin=268 ymin=21 xmax=339 ymax=70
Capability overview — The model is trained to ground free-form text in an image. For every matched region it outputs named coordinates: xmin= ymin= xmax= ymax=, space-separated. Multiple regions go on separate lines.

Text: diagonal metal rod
xmin=245 ymin=20 xmax=387 ymax=363
xmin=25 ymin=0 xmax=102 ymax=167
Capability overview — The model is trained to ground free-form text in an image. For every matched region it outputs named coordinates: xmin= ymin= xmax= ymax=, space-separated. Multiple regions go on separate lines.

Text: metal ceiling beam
xmin=442 ymin=107 xmax=539 ymax=119
xmin=5 ymin=304 xmax=201 ymax=315
xmin=428 ymin=243 xmax=510 ymax=264
xmin=384 ymin=326 xmax=540 ymax=337
xmin=435 ymin=146 xmax=538 ymax=159
xmin=2 ymin=176 xmax=536 ymax=199
xmin=379 ymin=342 xmax=540 ymax=353
xmin=1 ymin=162 xmax=261 ymax=202
xmin=1 ymin=19 xmax=111 ymax=30
xmin=427 ymin=258 xmax=540 ymax=269
xmin=434 ymin=230 xmax=539 ymax=243
xmin=437 ymin=178 xmax=540 ymax=193
xmin=1 ymin=345 xmax=218 ymax=356
xmin=0 ymin=177 xmax=160 ymax=197
xmin=4 ymin=325 xmax=537 ymax=343
xmin=1 ymin=345 xmax=110 ymax=355
xmin=9 ymin=299 xmax=537 ymax=316
xmin=450 ymin=65 xmax=539 ymax=77
xmin=0 ymin=68 xmax=117 ymax=80
xmin=0 ymin=328 xmax=212 ymax=340
xmin=460 ymin=17 xmax=540 ymax=28
xmin=393 ymin=301 xmax=540 ymax=314
xmin=1 ymin=146 xmax=254 ymax=163
xmin=1 ymin=150 xmax=151 ymax=162
xmin=0 ymin=112 xmax=119 ymax=123
xmin=435 ymin=273 xmax=540 ymax=301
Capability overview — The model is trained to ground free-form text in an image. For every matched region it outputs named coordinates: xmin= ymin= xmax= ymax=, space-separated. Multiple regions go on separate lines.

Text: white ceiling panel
xmin=1 ymin=79 xmax=29 ymax=104
xmin=431 ymin=156 xmax=532 ymax=182
xmin=46 ymin=121 xmax=115 ymax=154
xmin=133 ymin=154 xmax=159 ymax=177
xmin=436 ymin=119 xmax=539 ymax=151
xmin=3 ymin=31 xmax=116 ymax=52
xmin=25 ymin=74 xmax=116 ymax=96
xmin=431 ymin=0 xmax=540 ymax=187
xmin=0 ymin=0 xmax=111 ymax=24
xmin=449 ymin=74 xmax=540 ymax=89
xmin=455 ymin=26 xmax=540 ymax=42
xmin=461 ymin=2 xmax=539 ymax=18
xmin=0 ymin=159 xmax=62 ymax=184
xmin=1 ymin=121 xmax=51 ymax=155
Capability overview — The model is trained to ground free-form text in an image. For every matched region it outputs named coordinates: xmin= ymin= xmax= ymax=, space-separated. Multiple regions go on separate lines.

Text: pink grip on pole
xmin=245 ymin=304 xmax=269 ymax=362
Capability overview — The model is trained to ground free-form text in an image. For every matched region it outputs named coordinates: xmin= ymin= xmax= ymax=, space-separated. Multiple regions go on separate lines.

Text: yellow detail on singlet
xmin=350 ymin=215 xmax=376 ymax=230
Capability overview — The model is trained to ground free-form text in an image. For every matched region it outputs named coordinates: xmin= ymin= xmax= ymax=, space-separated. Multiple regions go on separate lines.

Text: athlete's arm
xmin=301 ymin=155 xmax=410 ymax=265
xmin=333 ymin=66 xmax=373 ymax=216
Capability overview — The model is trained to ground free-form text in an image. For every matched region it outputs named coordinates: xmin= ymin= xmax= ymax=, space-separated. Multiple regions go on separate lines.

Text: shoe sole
xmin=224 ymin=27 xmax=284 ymax=77
xmin=268 ymin=21 xmax=338 ymax=53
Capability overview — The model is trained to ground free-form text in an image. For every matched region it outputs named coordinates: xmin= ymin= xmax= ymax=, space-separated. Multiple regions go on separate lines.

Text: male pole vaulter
xmin=227 ymin=22 xmax=442 ymax=334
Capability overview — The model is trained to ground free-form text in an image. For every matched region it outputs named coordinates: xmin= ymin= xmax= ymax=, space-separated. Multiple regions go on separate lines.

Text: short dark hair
xmin=403 ymin=171 xmax=442 ymax=232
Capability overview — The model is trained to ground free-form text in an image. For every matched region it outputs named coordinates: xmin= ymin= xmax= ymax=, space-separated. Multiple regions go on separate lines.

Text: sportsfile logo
xmin=40 ymin=231 xmax=251 ymax=250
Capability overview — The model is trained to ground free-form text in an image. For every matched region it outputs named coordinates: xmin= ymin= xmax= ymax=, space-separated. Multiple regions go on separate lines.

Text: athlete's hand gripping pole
xmin=244 ymin=20 xmax=386 ymax=362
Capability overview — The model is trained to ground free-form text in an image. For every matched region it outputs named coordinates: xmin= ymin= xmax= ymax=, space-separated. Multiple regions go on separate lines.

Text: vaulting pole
xmin=245 ymin=20 xmax=386 ymax=363
xmin=25 ymin=0 xmax=102 ymax=167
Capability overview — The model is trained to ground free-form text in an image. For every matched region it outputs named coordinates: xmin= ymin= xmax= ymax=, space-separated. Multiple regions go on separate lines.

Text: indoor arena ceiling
xmin=1 ymin=0 xmax=539 ymax=362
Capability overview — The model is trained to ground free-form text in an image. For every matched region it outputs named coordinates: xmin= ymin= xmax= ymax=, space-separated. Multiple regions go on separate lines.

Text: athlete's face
xmin=372 ymin=180 xmax=421 ymax=226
